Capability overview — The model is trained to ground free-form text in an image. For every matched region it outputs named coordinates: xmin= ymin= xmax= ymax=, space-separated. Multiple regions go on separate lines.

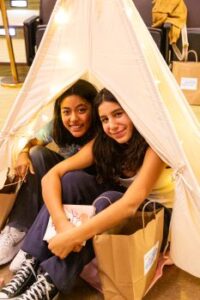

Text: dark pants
xmin=8 ymin=146 xmax=63 ymax=231
xmin=22 ymin=170 xmax=123 ymax=293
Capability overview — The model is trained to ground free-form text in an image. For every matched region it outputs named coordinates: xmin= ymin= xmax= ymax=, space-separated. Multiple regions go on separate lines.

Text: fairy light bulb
xmin=58 ymin=51 xmax=74 ymax=66
xmin=155 ymin=79 xmax=161 ymax=85
xmin=27 ymin=128 xmax=35 ymax=136
xmin=54 ymin=8 xmax=70 ymax=24
xmin=140 ymin=42 xmax=145 ymax=50
xmin=125 ymin=6 xmax=133 ymax=18
xmin=41 ymin=114 xmax=49 ymax=122
xmin=18 ymin=137 xmax=28 ymax=149
xmin=50 ymin=84 xmax=62 ymax=95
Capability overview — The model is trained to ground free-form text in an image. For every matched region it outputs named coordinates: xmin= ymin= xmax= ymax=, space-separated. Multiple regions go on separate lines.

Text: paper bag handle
xmin=141 ymin=200 xmax=161 ymax=243
xmin=92 ymin=196 xmax=112 ymax=207
xmin=3 ymin=171 xmax=27 ymax=193
xmin=171 ymin=24 xmax=189 ymax=61
xmin=187 ymin=49 xmax=198 ymax=62
xmin=141 ymin=200 xmax=157 ymax=230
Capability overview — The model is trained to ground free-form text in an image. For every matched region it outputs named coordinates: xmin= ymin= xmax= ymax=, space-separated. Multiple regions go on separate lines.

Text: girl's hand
xmin=73 ymin=245 xmax=83 ymax=252
xmin=55 ymin=218 xmax=74 ymax=234
xmin=52 ymin=214 xmax=89 ymax=253
xmin=48 ymin=230 xmax=80 ymax=259
xmin=15 ymin=152 xmax=35 ymax=178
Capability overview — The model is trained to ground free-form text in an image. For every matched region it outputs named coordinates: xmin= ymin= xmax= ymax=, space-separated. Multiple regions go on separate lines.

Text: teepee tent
xmin=1 ymin=0 xmax=200 ymax=277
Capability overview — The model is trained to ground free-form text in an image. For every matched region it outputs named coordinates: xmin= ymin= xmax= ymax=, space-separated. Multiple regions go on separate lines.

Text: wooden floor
xmin=1 ymin=66 xmax=200 ymax=299
xmin=1 ymin=261 xmax=200 ymax=299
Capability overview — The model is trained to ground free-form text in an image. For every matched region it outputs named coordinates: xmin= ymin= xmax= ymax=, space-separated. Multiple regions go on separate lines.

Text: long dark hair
xmin=53 ymin=79 xmax=97 ymax=147
xmin=93 ymin=88 xmax=148 ymax=184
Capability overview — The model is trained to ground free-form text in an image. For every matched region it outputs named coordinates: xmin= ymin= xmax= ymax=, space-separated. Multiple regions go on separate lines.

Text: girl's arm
xmin=41 ymin=140 xmax=95 ymax=233
xmin=48 ymin=147 xmax=166 ymax=258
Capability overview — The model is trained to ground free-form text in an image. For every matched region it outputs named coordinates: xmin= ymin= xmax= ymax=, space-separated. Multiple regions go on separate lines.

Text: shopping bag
xmin=93 ymin=206 xmax=164 ymax=300
xmin=0 ymin=176 xmax=22 ymax=230
xmin=172 ymin=50 xmax=200 ymax=105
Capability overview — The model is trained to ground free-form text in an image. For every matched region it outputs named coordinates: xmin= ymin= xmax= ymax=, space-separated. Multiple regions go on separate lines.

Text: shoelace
xmin=17 ymin=274 xmax=55 ymax=300
xmin=2 ymin=258 xmax=37 ymax=294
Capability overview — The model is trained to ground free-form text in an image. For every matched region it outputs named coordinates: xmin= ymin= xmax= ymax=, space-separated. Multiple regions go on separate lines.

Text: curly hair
xmin=53 ymin=79 xmax=98 ymax=147
xmin=93 ymin=88 xmax=148 ymax=184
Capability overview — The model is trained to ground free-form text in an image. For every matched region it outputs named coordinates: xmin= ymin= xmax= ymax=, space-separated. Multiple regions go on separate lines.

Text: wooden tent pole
xmin=0 ymin=0 xmax=22 ymax=87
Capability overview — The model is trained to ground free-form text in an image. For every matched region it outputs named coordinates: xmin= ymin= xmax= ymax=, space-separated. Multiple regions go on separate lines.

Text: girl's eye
xmin=115 ymin=111 xmax=123 ymax=118
xmin=100 ymin=118 xmax=108 ymax=124
xmin=78 ymin=107 xmax=87 ymax=114
xmin=62 ymin=110 xmax=70 ymax=116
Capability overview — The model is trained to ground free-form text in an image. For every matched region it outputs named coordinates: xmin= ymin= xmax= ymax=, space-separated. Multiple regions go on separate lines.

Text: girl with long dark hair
xmin=0 ymin=79 xmax=98 ymax=268
xmin=0 ymin=88 xmax=174 ymax=300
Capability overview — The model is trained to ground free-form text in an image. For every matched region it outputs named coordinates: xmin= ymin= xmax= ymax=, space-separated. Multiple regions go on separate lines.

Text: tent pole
xmin=0 ymin=0 xmax=22 ymax=87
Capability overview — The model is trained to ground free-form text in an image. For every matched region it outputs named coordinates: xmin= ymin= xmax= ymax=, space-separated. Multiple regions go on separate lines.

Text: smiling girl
xmin=0 ymin=79 xmax=97 ymax=268
xmin=0 ymin=88 xmax=174 ymax=300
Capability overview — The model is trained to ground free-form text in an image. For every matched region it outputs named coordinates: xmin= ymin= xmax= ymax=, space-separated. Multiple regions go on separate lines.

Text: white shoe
xmin=9 ymin=249 xmax=27 ymax=273
xmin=0 ymin=226 xmax=25 ymax=265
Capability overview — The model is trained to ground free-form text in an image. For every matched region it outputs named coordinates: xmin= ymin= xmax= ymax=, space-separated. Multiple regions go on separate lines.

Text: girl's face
xmin=60 ymin=95 xmax=92 ymax=138
xmin=98 ymin=100 xmax=134 ymax=144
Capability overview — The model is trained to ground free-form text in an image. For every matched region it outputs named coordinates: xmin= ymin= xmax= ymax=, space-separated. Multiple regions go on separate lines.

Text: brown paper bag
xmin=93 ymin=208 xmax=164 ymax=300
xmin=0 ymin=176 xmax=22 ymax=230
xmin=172 ymin=51 xmax=200 ymax=105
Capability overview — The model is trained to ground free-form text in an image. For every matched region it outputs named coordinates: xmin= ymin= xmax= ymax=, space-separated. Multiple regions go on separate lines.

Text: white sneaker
xmin=9 ymin=249 xmax=27 ymax=273
xmin=0 ymin=226 xmax=25 ymax=265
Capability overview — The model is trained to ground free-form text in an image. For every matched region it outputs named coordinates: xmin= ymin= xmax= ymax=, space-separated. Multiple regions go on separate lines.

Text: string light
xmin=49 ymin=84 xmax=63 ymax=95
xmin=155 ymin=79 xmax=161 ymax=85
xmin=17 ymin=137 xmax=28 ymax=149
xmin=58 ymin=51 xmax=74 ymax=66
xmin=125 ymin=6 xmax=133 ymax=18
xmin=41 ymin=114 xmax=49 ymax=122
xmin=140 ymin=42 xmax=146 ymax=50
xmin=54 ymin=8 xmax=70 ymax=24
xmin=27 ymin=128 xmax=35 ymax=136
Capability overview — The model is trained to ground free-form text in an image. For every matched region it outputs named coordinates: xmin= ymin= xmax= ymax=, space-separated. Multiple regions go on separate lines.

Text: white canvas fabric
xmin=1 ymin=0 xmax=200 ymax=277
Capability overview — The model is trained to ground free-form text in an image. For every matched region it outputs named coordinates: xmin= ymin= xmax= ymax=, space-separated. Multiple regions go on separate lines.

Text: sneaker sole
xmin=0 ymin=240 xmax=24 ymax=266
